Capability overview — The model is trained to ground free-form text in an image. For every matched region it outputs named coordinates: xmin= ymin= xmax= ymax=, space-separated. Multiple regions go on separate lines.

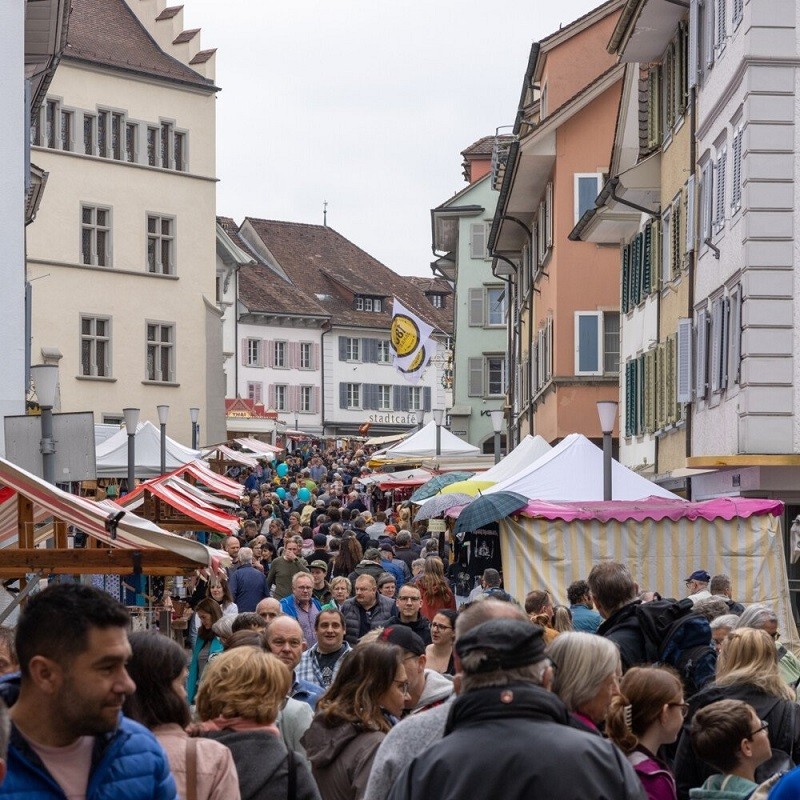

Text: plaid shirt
xmin=295 ymin=641 xmax=352 ymax=688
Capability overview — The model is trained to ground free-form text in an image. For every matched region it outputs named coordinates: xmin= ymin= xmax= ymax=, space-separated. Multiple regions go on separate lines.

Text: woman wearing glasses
xmin=302 ymin=643 xmax=409 ymax=800
xmin=673 ymin=627 xmax=800 ymax=800
xmin=425 ymin=609 xmax=457 ymax=675
xmin=606 ymin=666 xmax=685 ymax=800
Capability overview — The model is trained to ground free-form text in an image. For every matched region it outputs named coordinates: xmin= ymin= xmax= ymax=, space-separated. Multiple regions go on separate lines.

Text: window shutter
xmin=241 ymin=338 xmax=247 ymax=366
xmin=545 ymin=183 xmax=553 ymax=247
xmin=546 ymin=317 xmax=553 ymax=379
xmin=468 ymin=288 xmax=484 ymax=326
xmin=731 ymin=130 xmax=742 ymax=212
xmin=715 ymin=149 xmax=726 ymax=229
xmin=287 ymin=341 xmax=297 ymax=369
xmin=704 ymin=0 xmax=715 ymax=69
xmin=470 ymin=223 xmax=487 ymax=259
xmin=399 ymin=385 xmax=410 ymax=411
xmin=651 ymin=222 xmax=661 ymax=292
xmin=688 ymin=0 xmax=699 ymax=88
xmin=423 ymin=386 xmax=432 ymax=411
xmin=695 ymin=309 xmax=708 ymax=400
xmin=621 ymin=244 xmax=630 ymax=313
xmin=268 ymin=384 xmax=276 ymax=409
xmin=647 ymin=68 xmax=661 ymax=150
xmin=645 ymin=351 xmax=655 ymax=433
xmin=654 ymin=346 xmax=663 ymax=429
xmin=631 ymin=233 xmax=642 ymax=306
xmin=362 ymin=338 xmax=378 ymax=364
xmin=677 ymin=318 xmax=693 ymax=403
xmin=262 ymin=340 xmax=272 ymax=368
xmin=715 ymin=0 xmax=725 ymax=48
xmin=732 ymin=0 xmax=743 ymax=26
xmin=642 ymin=225 xmax=652 ymax=296
xmin=665 ymin=338 xmax=675 ymax=424
xmin=289 ymin=385 xmax=300 ymax=413
xmin=468 ymin=357 xmax=483 ymax=397
xmin=313 ymin=343 xmax=320 ymax=370
xmin=729 ymin=291 xmax=742 ymax=386
xmin=710 ymin=298 xmax=722 ymax=393
xmin=338 ymin=336 xmax=347 ymax=361
xmin=685 ymin=174 xmax=695 ymax=254
xmin=637 ymin=355 xmax=646 ymax=434
xmin=676 ymin=22 xmax=688 ymax=114
xmin=720 ymin=297 xmax=730 ymax=387
xmin=671 ymin=198 xmax=682 ymax=277
xmin=625 ymin=361 xmax=633 ymax=437
xmin=661 ymin=212 xmax=671 ymax=285
xmin=338 ymin=383 xmax=347 ymax=409
xmin=312 ymin=387 xmax=320 ymax=413
xmin=537 ymin=204 xmax=546 ymax=264
xmin=532 ymin=343 xmax=539 ymax=394
xmin=362 ymin=384 xmax=376 ymax=410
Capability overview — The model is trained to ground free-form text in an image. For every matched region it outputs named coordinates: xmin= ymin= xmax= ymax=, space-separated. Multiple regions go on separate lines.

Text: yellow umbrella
xmin=440 ymin=479 xmax=496 ymax=496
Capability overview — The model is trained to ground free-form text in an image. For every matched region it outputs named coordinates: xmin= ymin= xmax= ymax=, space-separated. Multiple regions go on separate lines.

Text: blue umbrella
xmin=413 ymin=493 xmax=474 ymax=521
xmin=454 ymin=491 xmax=529 ymax=533
xmin=410 ymin=471 xmax=475 ymax=502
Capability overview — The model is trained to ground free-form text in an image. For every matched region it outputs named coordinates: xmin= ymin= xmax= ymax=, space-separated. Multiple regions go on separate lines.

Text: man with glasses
xmin=685 ymin=569 xmax=712 ymax=604
xmin=387 ymin=586 xmax=431 ymax=645
xmin=280 ymin=572 xmax=322 ymax=646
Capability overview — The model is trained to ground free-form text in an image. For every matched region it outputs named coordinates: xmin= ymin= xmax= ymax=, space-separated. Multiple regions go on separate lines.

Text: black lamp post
xmin=157 ymin=404 xmax=169 ymax=475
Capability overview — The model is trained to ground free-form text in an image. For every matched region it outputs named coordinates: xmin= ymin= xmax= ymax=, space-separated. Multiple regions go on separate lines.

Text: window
xmin=408 ymin=386 xmax=423 ymax=411
xmin=470 ymin=223 xmax=488 ymax=259
xmin=299 ymin=342 xmax=312 ymax=369
xmin=174 ymin=131 xmax=186 ymax=171
xmin=45 ymin=99 xmax=57 ymax=149
xmin=97 ymin=110 xmax=108 ymax=158
xmin=245 ymin=338 xmax=262 ymax=367
xmin=274 ymin=341 xmax=287 ymax=368
xmin=342 ymin=337 xmax=360 ymax=362
xmin=467 ymin=355 xmax=506 ymax=397
xmin=714 ymin=0 xmax=726 ymax=52
xmin=621 ymin=222 xmax=659 ymax=313
xmin=429 ymin=294 xmax=443 ymax=308
xmin=160 ymin=122 xmax=172 ymax=169
xmin=670 ymin=193 xmax=682 ymax=278
xmin=147 ymin=127 xmax=158 ymax=166
xmin=604 ymin=313 xmax=621 ymax=373
xmin=146 ymin=323 xmax=174 ymax=382
xmin=486 ymin=287 xmax=506 ymax=326
xmin=377 ymin=340 xmax=391 ymax=364
xmin=147 ymin=215 xmax=174 ymax=274
xmin=731 ymin=126 xmax=743 ymax=213
xmin=661 ymin=207 xmax=672 ymax=284
xmin=647 ymin=67 xmax=661 ymax=150
xmin=81 ymin=205 xmax=111 ymax=267
xmin=83 ymin=114 xmax=95 ymax=156
xmin=699 ymin=158 xmax=713 ymax=244
xmin=60 ymin=109 xmax=73 ymax=151
xmin=574 ymin=174 xmax=603 ymax=224
xmin=486 ymin=356 xmax=506 ymax=396
xmin=574 ymin=311 xmax=620 ymax=376
xmin=378 ymin=385 xmax=392 ymax=410
xmin=342 ymin=383 xmax=361 ymax=409
xmin=80 ymin=315 xmax=110 ymax=377
xmin=537 ymin=183 xmax=554 ymax=264
xmin=274 ymin=384 xmax=287 ymax=411
xmin=125 ymin=123 xmax=137 ymax=163
xmin=355 ymin=296 xmax=383 ymax=312
xmin=247 ymin=382 xmax=263 ymax=404
xmin=110 ymin=113 xmax=123 ymax=160
xmin=713 ymin=146 xmax=727 ymax=231
xmin=728 ymin=288 xmax=742 ymax=388
xmin=300 ymin=386 xmax=314 ymax=413
xmin=732 ymin=0 xmax=743 ymax=28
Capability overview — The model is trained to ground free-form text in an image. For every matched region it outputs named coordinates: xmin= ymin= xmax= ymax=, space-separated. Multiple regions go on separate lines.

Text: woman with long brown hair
xmin=187 ymin=597 xmax=224 ymax=704
xmin=673 ymin=627 xmax=800 ymax=799
xmin=330 ymin=533 xmax=363 ymax=579
xmin=417 ymin=556 xmax=456 ymax=621
xmin=301 ymin=642 xmax=408 ymax=800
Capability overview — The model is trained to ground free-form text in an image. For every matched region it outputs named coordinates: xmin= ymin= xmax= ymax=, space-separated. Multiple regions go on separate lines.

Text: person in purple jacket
xmin=606 ymin=666 xmax=686 ymax=800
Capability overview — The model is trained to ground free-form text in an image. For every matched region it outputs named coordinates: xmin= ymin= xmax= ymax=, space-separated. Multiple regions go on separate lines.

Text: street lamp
xmin=413 ymin=409 xmax=424 ymax=431
xmin=489 ymin=409 xmax=504 ymax=465
xmin=432 ymin=408 xmax=444 ymax=457
xmin=123 ymin=407 xmax=140 ymax=494
xmin=30 ymin=364 xmax=59 ymax=485
xmin=157 ymin=404 xmax=169 ymax=475
xmin=189 ymin=407 xmax=200 ymax=450
xmin=597 ymin=400 xmax=618 ymax=502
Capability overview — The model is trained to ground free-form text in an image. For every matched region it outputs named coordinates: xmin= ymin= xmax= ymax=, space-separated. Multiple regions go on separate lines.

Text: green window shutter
xmin=621 ymin=244 xmax=630 ymax=313
xmin=665 ymin=336 xmax=675 ymax=424
xmin=631 ymin=233 xmax=642 ymax=306
xmin=625 ymin=361 xmax=633 ymax=437
xmin=642 ymin=224 xmax=652 ymax=296
xmin=653 ymin=347 xmax=663 ymax=429
xmin=645 ymin=350 xmax=656 ymax=433
xmin=672 ymin=199 xmax=682 ymax=278
xmin=651 ymin=223 xmax=661 ymax=293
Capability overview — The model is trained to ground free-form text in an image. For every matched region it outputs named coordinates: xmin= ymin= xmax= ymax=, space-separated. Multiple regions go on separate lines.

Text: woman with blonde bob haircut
xmin=673 ymin=628 xmax=800 ymax=800
xmin=547 ymin=631 xmax=622 ymax=734
xmin=196 ymin=647 xmax=320 ymax=800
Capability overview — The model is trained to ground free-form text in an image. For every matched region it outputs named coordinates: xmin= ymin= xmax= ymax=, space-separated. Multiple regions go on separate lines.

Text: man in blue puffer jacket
xmin=0 ymin=583 xmax=177 ymax=800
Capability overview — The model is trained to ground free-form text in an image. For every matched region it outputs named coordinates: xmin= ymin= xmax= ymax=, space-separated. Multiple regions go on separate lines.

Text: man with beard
xmin=0 ymin=584 xmax=176 ymax=799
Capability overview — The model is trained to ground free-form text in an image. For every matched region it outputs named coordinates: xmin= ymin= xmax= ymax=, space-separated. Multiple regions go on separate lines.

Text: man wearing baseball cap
xmin=685 ymin=569 xmax=712 ymax=604
xmin=386 ymin=619 xmax=645 ymax=800
xmin=308 ymin=560 xmax=332 ymax=606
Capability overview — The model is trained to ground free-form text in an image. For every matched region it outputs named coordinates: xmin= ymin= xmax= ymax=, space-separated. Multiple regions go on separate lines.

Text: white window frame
xmin=300 ymin=385 xmax=313 ymax=412
xmin=485 ymin=355 xmax=506 ymax=397
xmin=731 ymin=125 xmax=743 ymax=214
xmin=247 ymin=381 xmax=263 ymax=404
xmin=377 ymin=340 xmax=391 ymax=364
xmin=145 ymin=321 xmax=175 ymax=383
xmin=603 ymin=312 xmax=621 ymax=374
xmin=146 ymin=214 xmax=175 ymax=275
xmin=377 ymin=385 xmax=392 ymax=411
xmin=59 ymin=107 xmax=74 ymax=152
xmin=299 ymin=342 xmax=312 ymax=370
xmin=80 ymin=314 xmax=111 ymax=378
xmin=574 ymin=173 xmax=603 ymax=224
xmin=345 ymin=337 xmax=360 ymax=362
xmin=699 ymin=158 xmax=713 ymax=245
xmin=245 ymin=338 xmax=262 ymax=367
xmin=408 ymin=386 xmax=423 ymax=411
xmin=274 ymin=384 xmax=287 ymax=412
xmin=430 ymin=294 xmax=443 ymax=308
xmin=486 ymin=287 xmax=506 ymax=327
xmin=125 ymin=121 xmax=138 ymax=163
xmin=81 ymin=204 xmax=111 ymax=267
xmin=274 ymin=340 xmax=288 ymax=369
xmin=345 ymin=383 xmax=361 ymax=409
xmin=574 ymin=311 xmax=603 ymax=377
xmin=713 ymin=145 xmax=727 ymax=232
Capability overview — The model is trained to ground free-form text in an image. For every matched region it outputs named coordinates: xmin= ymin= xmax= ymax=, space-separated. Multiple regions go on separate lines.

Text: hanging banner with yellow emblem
xmin=390 ymin=297 xmax=434 ymax=385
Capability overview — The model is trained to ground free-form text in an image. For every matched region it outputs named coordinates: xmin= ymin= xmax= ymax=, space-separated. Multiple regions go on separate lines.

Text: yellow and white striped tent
xmin=499 ymin=498 xmax=799 ymax=654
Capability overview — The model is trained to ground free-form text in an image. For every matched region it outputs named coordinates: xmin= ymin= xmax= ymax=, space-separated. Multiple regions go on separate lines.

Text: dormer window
xmin=428 ymin=293 xmax=444 ymax=309
xmin=355 ymin=295 xmax=383 ymax=312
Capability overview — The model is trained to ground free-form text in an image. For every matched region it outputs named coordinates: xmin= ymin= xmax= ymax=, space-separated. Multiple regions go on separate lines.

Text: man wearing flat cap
xmin=387 ymin=619 xmax=645 ymax=800
xmin=685 ymin=569 xmax=712 ymax=604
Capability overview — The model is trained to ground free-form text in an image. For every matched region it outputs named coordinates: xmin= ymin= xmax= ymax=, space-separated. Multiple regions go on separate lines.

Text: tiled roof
xmin=64 ymin=0 xmax=215 ymax=89
xmin=173 ymin=28 xmax=200 ymax=45
xmin=190 ymin=49 xmax=216 ymax=65
xmin=241 ymin=219 xmax=454 ymax=335
xmin=460 ymin=136 xmax=497 ymax=157
xmin=156 ymin=6 xmax=183 ymax=21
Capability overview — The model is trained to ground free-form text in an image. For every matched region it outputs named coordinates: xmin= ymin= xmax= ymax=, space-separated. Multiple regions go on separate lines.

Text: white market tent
xmin=478 ymin=435 xmax=552 ymax=484
xmin=374 ymin=421 xmax=480 ymax=459
xmin=96 ymin=421 xmax=201 ymax=478
xmin=485 ymin=433 xmax=678 ymax=501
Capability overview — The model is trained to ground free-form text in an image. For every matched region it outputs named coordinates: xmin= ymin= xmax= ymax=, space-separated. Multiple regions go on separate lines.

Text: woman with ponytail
xmin=606 ymin=666 xmax=685 ymax=800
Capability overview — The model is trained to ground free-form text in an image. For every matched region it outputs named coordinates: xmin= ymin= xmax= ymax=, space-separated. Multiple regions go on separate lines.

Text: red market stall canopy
xmin=167 ymin=459 xmax=244 ymax=500
xmin=0 ymin=457 xmax=226 ymax=577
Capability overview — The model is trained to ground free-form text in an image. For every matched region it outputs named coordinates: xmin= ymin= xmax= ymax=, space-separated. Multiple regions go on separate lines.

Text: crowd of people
xmin=1 ymin=444 xmax=800 ymax=799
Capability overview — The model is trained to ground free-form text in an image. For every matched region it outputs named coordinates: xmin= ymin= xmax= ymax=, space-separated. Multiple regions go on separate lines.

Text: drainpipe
xmin=320 ymin=321 xmax=332 ymax=437
xmin=686 ymin=82 xmax=698 ymax=498
xmin=491 ymin=254 xmax=519 ymax=449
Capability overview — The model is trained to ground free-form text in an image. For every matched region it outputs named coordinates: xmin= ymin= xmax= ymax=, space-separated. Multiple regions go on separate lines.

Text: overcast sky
xmin=184 ymin=0 xmax=602 ymax=277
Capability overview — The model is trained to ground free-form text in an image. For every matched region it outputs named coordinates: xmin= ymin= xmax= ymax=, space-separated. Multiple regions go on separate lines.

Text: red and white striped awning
xmin=208 ymin=445 xmax=260 ymax=469
xmin=0 ymin=457 xmax=225 ymax=570
xmin=235 ymin=437 xmax=283 ymax=455
xmin=169 ymin=459 xmax=244 ymax=499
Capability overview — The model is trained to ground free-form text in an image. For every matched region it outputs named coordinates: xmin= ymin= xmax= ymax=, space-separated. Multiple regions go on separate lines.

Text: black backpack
xmin=634 ymin=597 xmax=717 ymax=697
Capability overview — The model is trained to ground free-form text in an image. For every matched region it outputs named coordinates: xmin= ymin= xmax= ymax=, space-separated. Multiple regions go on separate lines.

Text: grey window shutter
xmin=338 ymin=337 xmax=347 ymax=361
xmin=423 ymin=387 xmax=432 ymax=411
xmin=688 ymin=0 xmax=699 ymax=88
xmin=676 ymin=318 xmax=693 ymax=403
xmin=362 ymin=339 xmax=378 ymax=364
xmin=339 ymin=382 xmax=348 ymax=409
xmin=363 ymin=384 xmax=377 ymax=410
xmin=468 ymin=357 xmax=483 ymax=397
xmin=399 ymin=386 xmax=410 ymax=411
xmin=468 ymin=288 xmax=484 ymax=326
xmin=695 ymin=309 xmax=708 ymax=400
xmin=392 ymin=385 xmax=404 ymax=410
